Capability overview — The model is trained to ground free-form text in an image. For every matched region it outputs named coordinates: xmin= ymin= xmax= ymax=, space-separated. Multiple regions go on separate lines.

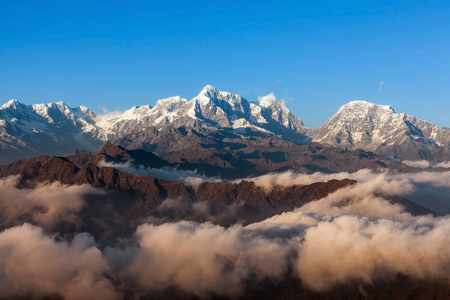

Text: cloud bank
xmin=1 ymin=169 xmax=450 ymax=298
xmin=98 ymin=160 xmax=221 ymax=186
xmin=402 ymin=160 xmax=450 ymax=169
xmin=0 ymin=175 xmax=104 ymax=229
xmin=244 ymin=169 xmax=450 ymax=213
xmin=115 ymin=221 xmax=293 ymax=298
xmin=0 ymin=224 xmax=118 ymax=300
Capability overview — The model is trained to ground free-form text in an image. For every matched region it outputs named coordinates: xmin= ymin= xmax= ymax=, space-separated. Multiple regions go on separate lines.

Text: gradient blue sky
xmin=1 ymin=0 xmax=449 ymax=128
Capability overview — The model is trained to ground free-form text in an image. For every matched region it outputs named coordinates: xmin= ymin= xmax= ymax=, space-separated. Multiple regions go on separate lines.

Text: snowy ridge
xmin=0 ymin=85 xmax=311 ymax=163
xmin=0 ymin=100 xmax=101 ymax=161
xmin=312 ymin=100 xmax=449 ymax=159
xmin=96 ymin=85 xmax=309 ymax=142
xmin=1 ymin=86 xmax=450 ymax=163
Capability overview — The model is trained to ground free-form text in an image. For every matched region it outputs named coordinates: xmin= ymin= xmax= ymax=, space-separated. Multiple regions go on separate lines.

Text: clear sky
xmin=1 ymin=0 xmax=449 ymax=128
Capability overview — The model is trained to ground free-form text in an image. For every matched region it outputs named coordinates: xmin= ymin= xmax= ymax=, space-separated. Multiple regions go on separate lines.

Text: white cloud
xmin=2 ymin=169 xmax=450 ymax=297
xmin=0 ymin=175 xmax=105 ymax=229
xmin=257 ymin=93 xmax=286 ymax=108
xmin=97 ymin=160 xmax=221 ymax=186
xmin=0 ymin=224 xmax=118 ymax=300
xmin=402 ymin=160 xmax=450 ymax=169
xmin=117 ymin=221 xmax=292 ymax=297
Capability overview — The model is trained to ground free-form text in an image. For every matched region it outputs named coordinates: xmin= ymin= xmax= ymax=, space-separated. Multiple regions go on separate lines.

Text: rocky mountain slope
xmin=1 ymin=86 xmax=450 ymax=163
xmin=0 ymin=99 xmax=101 ymax=162
xmin=0 ymin=153 xmax=356 ymax=242
xmin=0 ymin=144 xmax=437 ymax=243
xmin=3 ymin=140 xmax=420 ymax=181
xmin=313 ymin=100 xmax=450 ymax=161
xmin=96 ymin=85 xmax=309 ymax=143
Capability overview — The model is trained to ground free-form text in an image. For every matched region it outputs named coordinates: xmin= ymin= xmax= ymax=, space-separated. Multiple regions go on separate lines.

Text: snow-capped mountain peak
xmin=1 ymin=90 xmax=450 ymax=164
xmin=0 ymin=99 xmax=21 ymax=110
xmin=88 ymin=86 xmax=309 ymax=144
xmin=337 ymin=100 xmax=395 ymax=115
xmin=194 ymin=85 xmax=245 ymax=112
xmin=199 ymin=84 xmax=218 ymax=95
xmin=153 ymin=96 xmax=187 ymax=111
xmin=311 ymin=99 xmax=448 ymax=158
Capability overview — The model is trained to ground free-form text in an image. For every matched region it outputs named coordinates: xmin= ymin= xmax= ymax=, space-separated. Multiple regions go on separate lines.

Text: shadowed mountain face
xmin=113 ymin=130 xmax=424 ymax=178
xmin=0 ymin=143 xmax=437 ymax=243
xmin=73 ymin=140 xmax=433 ymax=180
xmin=0 ymin=153 xmax=355 ymax=242
xmin=2 ymin=140 xmax=422 ymax=181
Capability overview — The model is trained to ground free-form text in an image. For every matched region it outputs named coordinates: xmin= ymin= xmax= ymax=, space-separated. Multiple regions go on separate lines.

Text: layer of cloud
xmin=0 ymin=224 xmax=118 ymax=300
xmin=3 ymin=200 xmax=450 ymax=298
xmin=296 ymin=214 xmax=450 ymax=291
xmin=0 ymin=175 xmax=104 ymax=229
xmin=114 ymin=166 xmax=450 ymax=295
xmin=98 ymin=160 xmax=221 ymax=186
xmin=244 ymin=169 xmax=450 ymax=213
xmin=114 ymin=209 xmax=450 ymax=296
xmin=2 ymin=169 xmax=450 ymax=298
xmin=257 ymin=93 xmax=286 ymax=108
xmin=112 ymin=221 xmax=293 ymax=298
xmin=139 ymin=197 xmax=245 ymax=227
xmin=402 ymin=160 xmax=450 ymax=169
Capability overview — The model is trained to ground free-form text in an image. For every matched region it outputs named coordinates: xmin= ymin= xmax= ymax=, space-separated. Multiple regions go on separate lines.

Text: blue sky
xmin=1 ymin=0 xmax=449 ymax=128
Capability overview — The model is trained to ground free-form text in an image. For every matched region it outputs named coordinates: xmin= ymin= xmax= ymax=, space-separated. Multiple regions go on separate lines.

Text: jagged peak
xmin=337 ymin=100 xmax=395 ymax=114
xmin=195 ymin=84 xmax=221 ymax=100
xmin=1 ymin=99 xmax=23 ymax=110
xmin=154 ymin=96 xmax=188 ymax=109
xmin=195 ymin=85 xmax=237 ymax=101
xmin=200 ymin=84 xmax=219 ymax=94
xmin=49 ymin=100 xmax=67 ymax=106
xmin=31 ymin=101 xmax=76 ymax=113
xmin=193 ymin=85 xmax=246 ymax=115
xmin=119 ymin=105 xmax=152 ymax=118
xmin=77 ymin=105 xmax=95 ymax=114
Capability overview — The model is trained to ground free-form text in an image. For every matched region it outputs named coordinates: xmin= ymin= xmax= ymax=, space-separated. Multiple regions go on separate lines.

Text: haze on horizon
xmin=1 ymin=0 xmax=450 ymax=128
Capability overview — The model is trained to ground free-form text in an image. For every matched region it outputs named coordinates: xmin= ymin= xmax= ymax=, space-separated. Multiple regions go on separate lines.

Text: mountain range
xmin=1 ymin=86 xmax=449 ymax=299
xmin=1 ymin=85 xmax=450 ymax=164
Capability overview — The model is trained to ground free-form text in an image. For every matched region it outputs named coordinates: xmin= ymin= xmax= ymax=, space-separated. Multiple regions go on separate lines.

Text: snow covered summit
xmin=312 ymin=100 xmax=450 ymax=159
xmin=1 ymin=88 xmax=450 ymax=163
xmin=97 ymin=85 xmax=309 ymax=142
